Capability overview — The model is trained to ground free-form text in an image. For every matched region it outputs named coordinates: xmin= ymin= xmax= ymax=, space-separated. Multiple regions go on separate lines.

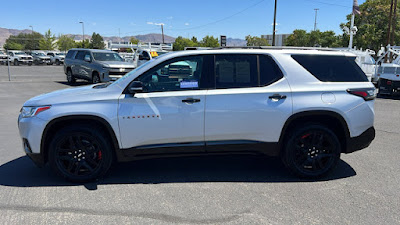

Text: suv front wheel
xmin=282 ymin=124 xmax=341 ymax=179
xmin=48 ymin=124 xmax=113 ymax=182
xmin=67 ymin=70 xmax=76 ymax=84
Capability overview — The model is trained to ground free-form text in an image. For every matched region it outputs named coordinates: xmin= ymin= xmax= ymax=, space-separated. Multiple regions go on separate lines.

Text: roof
xmin=69 ymin=48 xmax=115 ymax=53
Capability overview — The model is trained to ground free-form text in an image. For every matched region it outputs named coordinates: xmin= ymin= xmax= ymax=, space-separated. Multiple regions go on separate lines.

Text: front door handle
xmin=182 ymin=98 xmax=201 ymax=103
xmin=269 ymin=94 xmax=287 ymax=100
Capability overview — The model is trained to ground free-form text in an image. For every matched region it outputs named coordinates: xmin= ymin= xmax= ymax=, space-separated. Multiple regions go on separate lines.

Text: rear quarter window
xmin=291 ymin=55 xmax=368 ymax=82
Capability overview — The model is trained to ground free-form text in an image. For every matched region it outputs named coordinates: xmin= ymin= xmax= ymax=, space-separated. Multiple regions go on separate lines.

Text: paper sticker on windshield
xmin=180 ymin=81 xmax=198 ymax=89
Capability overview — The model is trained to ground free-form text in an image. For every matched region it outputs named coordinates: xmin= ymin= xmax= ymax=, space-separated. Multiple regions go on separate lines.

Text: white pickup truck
xmin=133 ymin=49 xmax=168 ymax=68
xmin=375 ymin=46 xmax=400 ymax=96
xmin=0 ymin=50 xmax=7 ymax=65
xmin=8 ymin=50 xmax=33 ymax=66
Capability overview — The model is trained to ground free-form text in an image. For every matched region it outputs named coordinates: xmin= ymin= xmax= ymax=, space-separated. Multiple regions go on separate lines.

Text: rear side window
xmin=292 ymin=55 xmax=368 ymax=82
xmin=215 ymin=55 xmax=258 ymax=88
xmin=259 ymin=55 xmax=284 ymax=86
xmin=66 ymin=50 xmax=76 ymax=59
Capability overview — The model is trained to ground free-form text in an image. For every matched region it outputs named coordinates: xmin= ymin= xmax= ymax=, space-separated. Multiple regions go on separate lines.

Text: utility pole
xmin=272 ymin=0 xmax=277 ymax=46
xmin=386 ymin=0 xmax=394 ymax=62
xmin=391 ymin=0 xmax=398 ymax=46
xmin=119 ymin=28 xmax=121 ymax=44
xmin=79 ymin=21 xmax=85 ymax=48
xmin=161 ymin=24 xmax=165 ymax=44
xmin=314 ymin=9 xmax=319 ymax=31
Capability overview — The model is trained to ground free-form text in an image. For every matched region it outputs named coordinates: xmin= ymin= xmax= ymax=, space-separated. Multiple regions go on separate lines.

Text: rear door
xmin=73 ymin=50 xmax=86 ymax=77
xmin=205 ymin=54 xmax=292 ymax=150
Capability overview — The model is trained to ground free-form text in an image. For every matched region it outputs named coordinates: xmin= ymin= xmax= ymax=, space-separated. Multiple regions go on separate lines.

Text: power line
xmin=170 ymin=0 xmax=266 ymax=31
xmin=304 ymin=0 xmax=350 ymax=8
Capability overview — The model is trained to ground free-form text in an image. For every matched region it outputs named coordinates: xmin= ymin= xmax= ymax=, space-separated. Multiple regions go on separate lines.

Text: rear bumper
xmin=345 ymin=127 xmax=375 ymax=154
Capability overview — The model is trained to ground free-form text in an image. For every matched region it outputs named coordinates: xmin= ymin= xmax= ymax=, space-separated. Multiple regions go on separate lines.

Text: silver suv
xmin=19 ymin=48 xmax=376 ymax=182
xmin=64 ymin=49 xmax=135 ymax=84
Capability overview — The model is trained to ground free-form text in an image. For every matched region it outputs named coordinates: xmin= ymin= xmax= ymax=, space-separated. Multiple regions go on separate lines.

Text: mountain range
xmin=0 ymin=27 xmax=246 ymax=48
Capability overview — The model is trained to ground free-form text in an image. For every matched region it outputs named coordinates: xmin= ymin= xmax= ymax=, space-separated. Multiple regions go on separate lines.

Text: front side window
xmin=136 ymin=56 xmax=204 ymax=92
xmin=75 ymin=51 xmax=86 ymax=60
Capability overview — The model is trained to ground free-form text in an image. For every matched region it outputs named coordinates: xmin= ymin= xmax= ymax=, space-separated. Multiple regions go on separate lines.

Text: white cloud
xmin=167 ymin=16 xmax=173 ymax=20
xmin=154 ymin=23 xmax=165 ymax=26
xmin=184 ymin=23 xmax=190 ymax=26
xmin=147 ymin=22 xmax=154 ymax=25
xmin=92 ymin=22 xmax=97 ymax=26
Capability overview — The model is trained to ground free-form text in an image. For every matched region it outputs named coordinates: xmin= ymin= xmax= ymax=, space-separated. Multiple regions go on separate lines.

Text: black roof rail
xmin=211 ymin=46 xmax=337 ymax=51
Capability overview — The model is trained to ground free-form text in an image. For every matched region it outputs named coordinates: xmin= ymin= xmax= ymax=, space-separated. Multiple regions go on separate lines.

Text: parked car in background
xmin=46 ymin=51 xmax=66 ymax=65
xmin=29 ymin=51 xmax=52 ymax=65
xmin=133 ymin=49 xmax=169 ymax=68
xmin=8 ymin=50 xmax=33 ymax=66
xmin=64 ymin=49 xmax=136 ymax=83
xmin=0 ymin=50 xmax=8 ymax=65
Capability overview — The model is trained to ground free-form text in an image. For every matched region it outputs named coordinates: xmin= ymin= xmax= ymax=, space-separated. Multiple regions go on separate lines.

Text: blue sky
xmin=1 ymin=0 xmax=366 ymax=39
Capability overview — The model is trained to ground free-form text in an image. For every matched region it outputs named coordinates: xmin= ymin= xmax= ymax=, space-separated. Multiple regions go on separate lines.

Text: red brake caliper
xmin=98 ymin=151 xmax=102 ymax=160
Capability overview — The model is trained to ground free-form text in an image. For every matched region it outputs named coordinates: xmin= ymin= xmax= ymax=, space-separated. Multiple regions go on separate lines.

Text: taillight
xmin=387 ymin=80 xmax=392 ymax=85
xmin=347 ymin=88 xmax=376 ymax=101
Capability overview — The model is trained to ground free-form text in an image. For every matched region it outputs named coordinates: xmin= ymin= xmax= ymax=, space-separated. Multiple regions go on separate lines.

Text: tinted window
xmin=215 ymin=55 xmax=257 ymax=88
xmin=66 ymin=50 xmax=76 ymax=59
xmin=259 ymin=55 xmax=283 ymax=86
xmin=136 ymin=56 xmax=204 ymax=92
xmin=292 ymin=55 xmax=368 ymax=82
xmin=75 ymin=51 xmax=86 ymax=60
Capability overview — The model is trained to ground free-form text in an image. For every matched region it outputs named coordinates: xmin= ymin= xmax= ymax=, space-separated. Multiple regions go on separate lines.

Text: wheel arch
xmin=279 ymin=110 xmax=350 ymax=153
xmin=41 ymin=115 xmax=120 ymax=164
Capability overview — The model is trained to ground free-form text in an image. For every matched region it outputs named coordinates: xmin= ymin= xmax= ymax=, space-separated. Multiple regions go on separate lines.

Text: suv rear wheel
xmin=48 ymin=125 xmax=113 ymax=182
xmin=282 ymin=124 xmax=341 ymax=179
xmin=67 ymin=69 xmax=76 ymax=84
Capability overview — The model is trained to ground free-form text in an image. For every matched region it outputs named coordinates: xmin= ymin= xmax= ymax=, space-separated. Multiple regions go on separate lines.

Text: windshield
xmin=36 ymin=53 xmax=46 ymax=56
xmin=56 ymin=53 xmax=65 ymax=56
xmin=92 ymin=52 xmax=123 ymax=61
xmin=15 ymin=52 xmax=26 ymax=55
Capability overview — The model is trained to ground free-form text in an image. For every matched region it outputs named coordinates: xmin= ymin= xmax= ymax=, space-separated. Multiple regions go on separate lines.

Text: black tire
xmin=92 ymin=73 xmax=101 ymax=84
xmin=28 ymin=62 xmax=32 ymax=66
xmin=14 ymin=59 xmax=19 ymax=66
xmin=55 ymin=60 xmax=60 ymax=65
xmin=67 ymin=69 xmax=76 ymax=84
xmin=282 ymin=124 xmax=341 ymax=179
xmin=48 ymin=124 xmax=114 ymax=182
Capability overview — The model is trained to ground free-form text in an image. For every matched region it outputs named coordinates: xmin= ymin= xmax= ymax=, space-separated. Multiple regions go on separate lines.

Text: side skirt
xmin=115 ymin=141 xmax=280 ymax=162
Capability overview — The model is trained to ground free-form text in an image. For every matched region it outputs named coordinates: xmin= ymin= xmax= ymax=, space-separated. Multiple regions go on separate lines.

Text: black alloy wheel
xmin=92 ymin=74 xmax=100 ymax=84
xmin=283 ymin=124 xmax=340 ymax=179
xmin=49 ymin=125 xmax=113 ymax=182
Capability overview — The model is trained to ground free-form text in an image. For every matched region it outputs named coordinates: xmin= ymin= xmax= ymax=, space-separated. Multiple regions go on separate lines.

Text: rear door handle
xmin=269 ymin=94 xmax=287 ymax=100
xmin=182 ymin=98 xmax=201 ymax=103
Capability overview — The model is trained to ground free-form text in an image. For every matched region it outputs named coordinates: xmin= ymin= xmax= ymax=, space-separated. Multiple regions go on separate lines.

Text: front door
xmin=118 ymin=55 xmax=209 ymax=153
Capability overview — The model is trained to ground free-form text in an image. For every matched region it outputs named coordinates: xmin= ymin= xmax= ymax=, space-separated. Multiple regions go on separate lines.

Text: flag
xmin=353 ymin=0 xmax=361 ymax=15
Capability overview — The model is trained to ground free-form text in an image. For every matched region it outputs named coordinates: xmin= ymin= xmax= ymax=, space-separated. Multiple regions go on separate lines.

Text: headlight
xmin=20 ymin=106 xmax=51 ymax=118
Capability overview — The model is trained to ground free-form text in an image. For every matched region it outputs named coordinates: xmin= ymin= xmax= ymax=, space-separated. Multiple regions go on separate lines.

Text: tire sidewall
xmin=283 ymin=124 xmax=341 ymax=179
xmin=48 ymin=125 xmax=113 ymax=182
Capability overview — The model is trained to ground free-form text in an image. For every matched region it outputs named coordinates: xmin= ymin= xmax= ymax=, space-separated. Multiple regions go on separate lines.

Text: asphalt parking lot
xmin=0 ymin=65 xmax=399 ymax=224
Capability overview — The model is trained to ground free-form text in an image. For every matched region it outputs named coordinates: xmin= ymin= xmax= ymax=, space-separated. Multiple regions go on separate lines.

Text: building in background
xmin=261 ymin=34 xmax=291 ymax=46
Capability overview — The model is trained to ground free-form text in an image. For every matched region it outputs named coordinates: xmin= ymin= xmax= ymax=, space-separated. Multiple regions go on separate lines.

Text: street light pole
xmin=29 ymin=25 xmax=34 ymax=50
xmin=314 ymin=9 xmax=319 ymax=31
xmin=161 ymin=24 xmax=165 ymax=44
xmin=79 ymin=22 xmax=85 ymax=48
xmin=272 ymin=0 xmax=277 ymax=46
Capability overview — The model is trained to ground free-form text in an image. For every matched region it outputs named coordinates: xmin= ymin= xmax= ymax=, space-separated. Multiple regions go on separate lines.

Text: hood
xmin=23 ymin=84 xmax=122 ymax=107
xmin=17 ymin=54 xmax=32 ymax=58
xmin=100 ymin=61 xmax=135 ymax=68
xmin=38 ymin=56 xmax=51 ymax=59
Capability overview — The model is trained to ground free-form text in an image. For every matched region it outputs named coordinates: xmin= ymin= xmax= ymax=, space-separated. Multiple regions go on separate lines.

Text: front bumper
xmin=18 ymin=114 xmax=48 ymax=166
xmin=345 ymin=127 xmax=375 ymax=154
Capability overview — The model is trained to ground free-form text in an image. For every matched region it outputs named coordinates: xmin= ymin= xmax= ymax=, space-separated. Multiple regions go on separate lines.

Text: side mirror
xmin=128 ymin=81 xmax=143 ymax=93
xmin=84 ymin=55 xmax=91 ymax=62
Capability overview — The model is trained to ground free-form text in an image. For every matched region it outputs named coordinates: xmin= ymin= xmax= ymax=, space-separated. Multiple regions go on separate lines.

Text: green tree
xmin=57 ymin=35 xmax=76 ymax=52
xmin=245 ymin=35 xmax=270 ymax=46
xmin=89 ymin=32 xmax=105 ymax=49
xmin=3 ymin=42 xmax=24 ymax=50
xmin=129 ymin=36 xmax=139 ymax=44
xmin=340 ymin=0 xmax=396 ymax=52
xmin=173 ymin=36 xmax=197 ymax=51
xmin=285 ymin=29 xmax=309 ymax=46
xmin=75 ymin=39 xmax=90 ymax=48
xmin=191 ymin=36 xmax=198 ymax=44
xmin=39 ymin=29 xmax=56 ymax=50
xmin=200 ymin=35 xmax=219 ymax=47
xmin=3 ymin=32 xmax=43 ymax=50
